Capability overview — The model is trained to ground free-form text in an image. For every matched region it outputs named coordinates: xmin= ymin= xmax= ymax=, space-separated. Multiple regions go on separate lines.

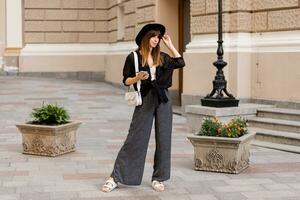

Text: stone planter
xmin=187 ymin=132 xmax=255 ymax=174
xmin=16 ymin=121 xmax=81 ymax=157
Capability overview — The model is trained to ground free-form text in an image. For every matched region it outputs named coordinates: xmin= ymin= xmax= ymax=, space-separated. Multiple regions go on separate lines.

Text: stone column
xmin=0 ymin=0 xmax=6 ymax=71
xmin=4 ymin=0 xmax=23 ymax=75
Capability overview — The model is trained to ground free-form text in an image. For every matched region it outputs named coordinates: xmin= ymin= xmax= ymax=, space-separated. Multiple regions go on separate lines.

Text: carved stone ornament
xmin=188 ymin=132 xmax=255 ymax=174
xmin=16 ymin=121 xmax=81 ymax=157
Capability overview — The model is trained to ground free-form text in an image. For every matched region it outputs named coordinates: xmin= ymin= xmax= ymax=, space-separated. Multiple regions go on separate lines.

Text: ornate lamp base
xmin=201 ymin=97 xmax=239 ymax=108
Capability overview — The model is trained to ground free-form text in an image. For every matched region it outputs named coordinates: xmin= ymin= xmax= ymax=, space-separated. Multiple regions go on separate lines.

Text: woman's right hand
xmin=136 ymin=71 xmax=149 ymax=80
xmin=125 ymin=71 xmax=149 ymax=85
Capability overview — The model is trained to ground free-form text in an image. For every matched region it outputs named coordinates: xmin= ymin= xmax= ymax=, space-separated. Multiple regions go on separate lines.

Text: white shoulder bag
xmin=124 ymin=51 xmax=142 ymax=106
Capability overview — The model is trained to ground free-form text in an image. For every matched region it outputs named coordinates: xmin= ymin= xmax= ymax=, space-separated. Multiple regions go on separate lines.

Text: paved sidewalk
xmin=0 ymin=76 xmax=300 ymax=200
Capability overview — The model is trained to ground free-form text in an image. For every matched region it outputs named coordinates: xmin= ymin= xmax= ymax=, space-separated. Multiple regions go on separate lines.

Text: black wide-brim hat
xmin=135 ymin=23 xmax=166 ymax=46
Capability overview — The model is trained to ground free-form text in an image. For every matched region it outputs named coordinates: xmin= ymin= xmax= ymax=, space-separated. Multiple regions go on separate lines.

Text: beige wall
xmin=19 ymin=54 xmax=106 ymax=72
xmin=183 ymin=49 xmax=300 ymax=104
xmin=157 ymin=0 xmax=180 ymax=91
xmin=227 ymin=52 xmax=252 ymax=99
xmin=181 ymin=50 xmax=251 ymax=98
xmin=104 ymin=53 xmax=126 ymax=84
xmin=251 ymin=52 xmax=300 ymax=103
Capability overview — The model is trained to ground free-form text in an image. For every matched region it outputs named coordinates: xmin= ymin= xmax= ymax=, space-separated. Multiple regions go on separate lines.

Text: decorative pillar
xmin=4 ymin=0 xmax=23 ymax=74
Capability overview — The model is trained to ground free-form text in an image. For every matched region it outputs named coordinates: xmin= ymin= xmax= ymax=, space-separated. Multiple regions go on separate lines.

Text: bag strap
xmin=132 ymin=51 xmax=141 ymax=92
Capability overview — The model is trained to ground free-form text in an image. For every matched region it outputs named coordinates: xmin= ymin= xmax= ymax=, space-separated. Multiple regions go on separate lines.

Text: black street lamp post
xmin=201 ymin=0 xmax=239 ymax=107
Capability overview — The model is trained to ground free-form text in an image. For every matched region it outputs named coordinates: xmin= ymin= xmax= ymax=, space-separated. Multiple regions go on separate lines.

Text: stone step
xmin=173 ymin=105 xmax=183 ymax=116
xmin=251 ymin=140 xmax=300 ymax=154
xmin=248 ymin=117 xmax=300 ymax=133
xmin=0 ymin=67 xmax=5 ymax=76
xmin=249 ymin=127 xmax=300 ymax=146
xmin=257 ymin=107 xmax=300 ymax=122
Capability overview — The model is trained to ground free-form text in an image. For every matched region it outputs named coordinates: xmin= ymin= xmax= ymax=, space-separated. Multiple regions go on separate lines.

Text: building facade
xmin=1 ymin=0 xmax=300 ymax=108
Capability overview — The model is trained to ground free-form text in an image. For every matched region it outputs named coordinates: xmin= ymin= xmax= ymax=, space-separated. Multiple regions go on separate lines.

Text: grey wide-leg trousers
xmin=111 ymin=89 xmax=172 ymax=185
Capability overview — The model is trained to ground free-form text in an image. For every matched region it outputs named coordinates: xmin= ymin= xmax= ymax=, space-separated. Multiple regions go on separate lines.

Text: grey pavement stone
xmin=288 ymin=182 xmax=300 ymax=189
xmin=0 ymin=76 xmax=299 ymax=200
xmin=3 ymin=181 xmax=27 ymax=187
xmin=212 ymin=185 xmax=264 ymax=193
xmin=268 ymin=198 xmax=300 ymax=200
xmin=224 ymin=178 xmax=275 ymax=185
xmin=16 ymin=185 xmax=45 ymax=193
xmin=158 ymin=194 xmax=191 ymax=200
xmin=49 ymin=191 xmax=79 ymax=200
xmin=0 ymin=194 xmax=20 ymax=200
xmin=189 ymin=194 xmax=218 ymax=200
xmin=20 ymin=192 xmax=50 ymax=200
xmin=270 ymin=177 xmax=300 ymax=184
xmin=241 ymin=190 xmax=298 ymax=199
xmin=214 ymin=192 xmax=248 ymax=200
xmin=262 ymin=183 xmax=291 ymax=190
xmin=183 ymin=185 xmax=215 ymax=194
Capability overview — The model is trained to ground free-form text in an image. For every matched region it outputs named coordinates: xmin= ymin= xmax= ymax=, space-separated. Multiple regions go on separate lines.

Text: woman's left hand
xmin=162 ymin=35 xmax=173 ymax=49
xmin=162 ymin=34 xmax=181 ymax=58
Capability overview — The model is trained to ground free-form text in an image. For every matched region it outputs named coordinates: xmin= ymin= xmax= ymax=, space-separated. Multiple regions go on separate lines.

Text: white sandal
xmin=151 ymin=180 xmax=165 ymax=192
xmin=102 ymin=178 xmax=118 ymax=192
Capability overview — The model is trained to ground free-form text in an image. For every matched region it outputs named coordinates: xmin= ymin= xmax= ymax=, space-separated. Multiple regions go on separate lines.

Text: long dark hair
xmin=139 ymin=30 xmax=162 ymax=67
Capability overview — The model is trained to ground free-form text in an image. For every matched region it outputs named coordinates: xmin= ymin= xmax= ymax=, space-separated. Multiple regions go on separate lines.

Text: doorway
xmin=178 ymin=0 xmax=191 ymax=104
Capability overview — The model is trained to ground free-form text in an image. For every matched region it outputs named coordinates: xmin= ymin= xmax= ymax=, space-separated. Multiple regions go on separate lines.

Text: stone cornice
xmin=20 ymin=42 xmax=137 ymax=56
xmin=186 ymin=31 xmax=300 ymax=53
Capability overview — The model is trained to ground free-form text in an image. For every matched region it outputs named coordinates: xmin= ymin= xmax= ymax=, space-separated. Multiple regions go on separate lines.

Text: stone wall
xmin=191 ymin=0 xmax=300 ymax=35
xmin=24 ymin=0 xmax=300 ymax=42
xmin=24 ymin=0 xmax=157 ymax=44
xmin=24 ymin=0 xmax=108 ymax=43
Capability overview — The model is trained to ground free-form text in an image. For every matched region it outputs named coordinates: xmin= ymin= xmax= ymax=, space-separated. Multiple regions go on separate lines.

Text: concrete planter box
xmin=16 ymin=121 xmax=81 ymax=157
xmin=187 ymin=132 xmax=255 ymax=174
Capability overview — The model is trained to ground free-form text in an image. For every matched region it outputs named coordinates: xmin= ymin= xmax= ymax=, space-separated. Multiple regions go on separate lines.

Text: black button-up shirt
xmin=123 ymin=50 xmax=185 ymax=102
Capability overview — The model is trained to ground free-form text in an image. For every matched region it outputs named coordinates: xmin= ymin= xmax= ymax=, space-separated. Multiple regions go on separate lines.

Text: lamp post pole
xmin=201 ymin=0 xmax=239 ymax=107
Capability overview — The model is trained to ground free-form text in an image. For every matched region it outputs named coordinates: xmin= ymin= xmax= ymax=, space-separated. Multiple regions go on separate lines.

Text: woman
xmin=102 ymin=23 xmax=185 ymax=192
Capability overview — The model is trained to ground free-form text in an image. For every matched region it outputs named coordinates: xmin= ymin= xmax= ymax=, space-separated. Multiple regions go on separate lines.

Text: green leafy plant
xmin=30 ymin=103 xmax=70 ymax=125
xmin=197 ymin=116 xmax=248 ymax=138
xmin=199 ymin=117 xmax=222 ymax=137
